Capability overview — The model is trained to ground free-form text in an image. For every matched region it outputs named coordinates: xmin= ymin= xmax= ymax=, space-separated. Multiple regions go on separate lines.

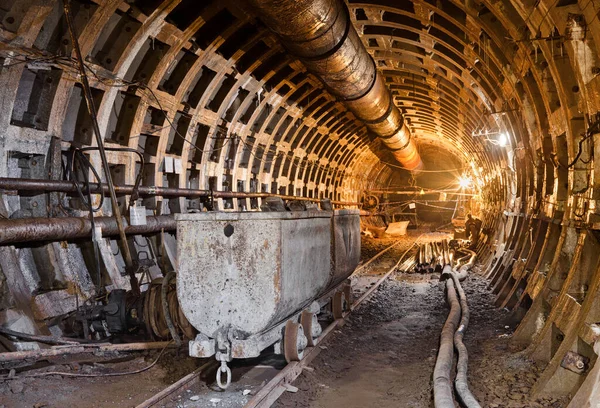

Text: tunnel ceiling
xmin=1 ymin=0 xmax=600 ymax=214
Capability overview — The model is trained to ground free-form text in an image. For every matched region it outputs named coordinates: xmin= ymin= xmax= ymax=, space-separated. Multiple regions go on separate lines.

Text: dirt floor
xmin=275 ymin=236 xmax=571 ymax=408
xmin=0 ymin=346 xmax=204 ymax=408
xmin=0 ymin=233 xmax=573 ymax=408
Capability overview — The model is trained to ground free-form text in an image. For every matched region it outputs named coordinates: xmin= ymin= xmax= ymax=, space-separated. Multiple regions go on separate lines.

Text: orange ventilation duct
xmin=246 ymin=0 xmax=423 ymax=171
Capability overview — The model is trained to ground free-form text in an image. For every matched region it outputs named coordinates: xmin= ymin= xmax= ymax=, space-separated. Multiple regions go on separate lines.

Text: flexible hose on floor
xmin=433 ymin=249 xmax=481 ymax=408
xmin=433 ymin=265 xmax=461 ymax=408
xmin=450 ymin=273 xmax=481 ymax=408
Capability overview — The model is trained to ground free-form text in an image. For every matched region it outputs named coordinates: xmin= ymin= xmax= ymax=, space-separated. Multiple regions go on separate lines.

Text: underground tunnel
xmin=0 ymin=0 xmax=599 ymax=406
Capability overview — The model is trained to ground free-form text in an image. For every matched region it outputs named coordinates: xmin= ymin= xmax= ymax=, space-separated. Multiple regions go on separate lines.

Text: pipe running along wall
xmin=245 ymin=0 xmax=423 ymax=170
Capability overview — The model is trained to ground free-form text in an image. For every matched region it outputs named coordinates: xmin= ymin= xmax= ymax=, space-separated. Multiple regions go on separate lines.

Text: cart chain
xmin=216 ymin=360 xmax=232 ymax=389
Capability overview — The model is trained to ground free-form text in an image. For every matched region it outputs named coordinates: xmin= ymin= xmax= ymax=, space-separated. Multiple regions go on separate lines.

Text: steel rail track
xmin=245 ymin=237 xmax=422 ymax=408
xmin=136 ymin=237 xmax=422 ymax=408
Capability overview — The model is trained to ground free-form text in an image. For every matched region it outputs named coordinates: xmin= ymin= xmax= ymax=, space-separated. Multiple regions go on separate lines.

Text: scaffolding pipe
xmin=0 ymin=177 xmax=358 ymax=205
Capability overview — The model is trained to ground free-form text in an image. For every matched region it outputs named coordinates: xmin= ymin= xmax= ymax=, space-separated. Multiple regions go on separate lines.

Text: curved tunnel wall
xmin=1 ymin=0 xmax=600 ymax=404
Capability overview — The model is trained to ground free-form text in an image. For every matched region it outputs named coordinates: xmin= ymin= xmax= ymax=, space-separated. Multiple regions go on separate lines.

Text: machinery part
xmin=67 ymin=279 xmax=195 ymax=342
xmin=246 ymin=0 xmax=422 ymax=170
xmin=161 ymin=271 xmax=181 ymax=346
xmin=300 ymin=310 xmax=319 ymax=347
xmin=148 ymin=282 xmax=170 ymax=339
xmin=145 ymin=278 xmax=195 ymax=341
xmin=66 ymin=289 xmax=145 ymax=340
xmin=176 ymin=299 xmax=196 ymax=340
xmin=363 ymin=194 xmax=379 ymax=210
xmin=283 ymin=320 xmax=306 ymax=363
xmin=561 ymin=351 xmax=590 ymax=374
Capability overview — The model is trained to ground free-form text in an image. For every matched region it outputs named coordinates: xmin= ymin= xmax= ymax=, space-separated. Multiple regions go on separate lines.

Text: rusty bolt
xmin=32 ymin=201 xmax=38 ymax=208
xmin=575 ymin=360 xmax=585 ymax=370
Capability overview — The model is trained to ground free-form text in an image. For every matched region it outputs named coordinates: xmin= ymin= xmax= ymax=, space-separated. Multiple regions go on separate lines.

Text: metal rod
xmin=0 ymin=326 xmax=83 ymax=346
xmin=0 ymin=215 xmax=176 ymax=245
xmin=0 ymin=177 xmax=359 ymax=205
xmin=63 ymin=0 xmax=138 ymax=294
xmin=0 ymin=341 xmax=175 ymax=364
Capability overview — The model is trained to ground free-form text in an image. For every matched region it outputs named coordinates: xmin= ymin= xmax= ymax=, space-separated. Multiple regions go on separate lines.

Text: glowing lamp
xmin=498 ymin=132 xmax=508 ymax=147
xmin=458 ymin=176 xmax=472 ymax=189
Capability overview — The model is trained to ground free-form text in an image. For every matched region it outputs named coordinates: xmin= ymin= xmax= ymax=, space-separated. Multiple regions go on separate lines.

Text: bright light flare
xmin=498 ymin=132 xmax=508 ymax=147
xmin=458 ymin=176 xmax=472 ymax=189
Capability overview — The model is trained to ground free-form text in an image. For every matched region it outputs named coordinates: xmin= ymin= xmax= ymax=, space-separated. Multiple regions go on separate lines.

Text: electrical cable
xmin=0 ymin=48 xmax=366 ymax=192
xmin=64 ymin=0 xmax=139 ymax=295
xmin=381 ymin=161 xmax=468 ymax=173
xmin=78 ymin=146 xmax=145 ymax=209
xmin=68 ymin=149 xmax=104 ymax=292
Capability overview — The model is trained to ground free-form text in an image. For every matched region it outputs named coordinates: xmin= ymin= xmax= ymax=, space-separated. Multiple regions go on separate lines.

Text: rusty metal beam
xmin=245 ymin=0 xmax=423 ymax=170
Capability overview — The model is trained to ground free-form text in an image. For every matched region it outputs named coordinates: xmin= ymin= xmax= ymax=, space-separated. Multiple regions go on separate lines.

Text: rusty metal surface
xmin=246 ymin=0 xmax=422 ymax=170
xmin=329 ymin=209 xmax=361 ymax=290
xmin=560 ymin=350 xmax=589 ymax=374
xmin=176 ymin=211 xmax=332 ymax=338
xmin=0 ymin=215 xmax=176 ymax=244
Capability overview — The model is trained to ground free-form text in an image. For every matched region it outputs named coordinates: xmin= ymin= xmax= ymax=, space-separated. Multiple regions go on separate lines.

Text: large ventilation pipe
xmin=246 ymin=0 xmax=423 ymax=171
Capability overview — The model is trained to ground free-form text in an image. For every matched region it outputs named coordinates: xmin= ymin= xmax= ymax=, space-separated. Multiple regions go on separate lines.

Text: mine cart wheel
xmin=332 ymin=291 xmax=348 ymax=319
xmin=284 ymin=320 xmax=305 ymax=363
xmin=343 ymin=282 xmax=352 ymax=307
xmin=301 ymin=310 xmax=318 ymax=347
xmin=176 ymin=297 xmax=196 ymax=340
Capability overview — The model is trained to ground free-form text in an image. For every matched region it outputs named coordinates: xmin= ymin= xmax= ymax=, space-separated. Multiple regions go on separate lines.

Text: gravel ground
xmin=0 ymin=235 xmax=571 ymax=408
xmin=275 ymin=237 xmax=570 ymax=408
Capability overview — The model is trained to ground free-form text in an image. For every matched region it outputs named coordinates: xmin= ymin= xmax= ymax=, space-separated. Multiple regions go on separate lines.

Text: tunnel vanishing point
xmin=2 ymin=0 xmax=600 ymax=406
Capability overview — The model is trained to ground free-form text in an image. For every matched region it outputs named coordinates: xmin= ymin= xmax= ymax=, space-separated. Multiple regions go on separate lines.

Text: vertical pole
xmin=63 ymin=0 xmax=139 ymax=295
